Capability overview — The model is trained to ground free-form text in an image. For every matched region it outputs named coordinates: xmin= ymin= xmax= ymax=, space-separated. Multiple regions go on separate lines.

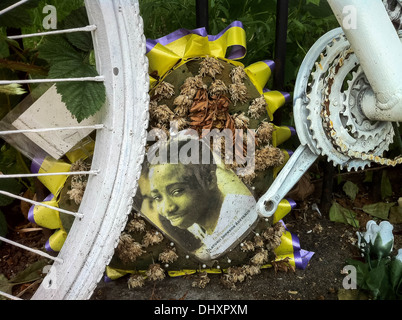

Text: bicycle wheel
xmin=0 ymin=0 xmax=149 ymax=300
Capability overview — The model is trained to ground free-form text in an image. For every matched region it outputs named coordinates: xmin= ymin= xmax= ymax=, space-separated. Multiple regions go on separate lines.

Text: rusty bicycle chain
xmin=320 ymin=37 xmax=402 ymax=168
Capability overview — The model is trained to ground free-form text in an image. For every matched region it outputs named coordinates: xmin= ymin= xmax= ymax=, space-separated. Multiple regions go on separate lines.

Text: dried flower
xmin=126 ymin=218 xmax=146 ymax=233
xmin=199 ymin=56 xmax=224 ymax=78
xmin=229 ymin=83 xmax=248 ymax=105
xmin=208 ymin=79 xmax=228 ymax=97
xmin=254 ymin=146 xmax=285 ymax=171
xmin=253 ymin=234 xmax=265 ymax=248
xmin=220 ymin=274 xmax=237 ymax=290
xmin=226 ymin=266 xmax=247 ymax=283
xmin=153 ymin=81 xmax=175 ymax=101
xmin=230 ymin=66 xmax=247 ymax=84
xmin=146 ymin=263 xmax=166 ymax=281
xmin=116 ymin=233 xmax=145 ymax=263
xmin=142 ymin=230 xmax=164 ymax=247
xmin=149 ymin=103 xmax=174 ymax=124
xmin=70 ymin=158 xmax=90 ymax=172
xmin=232 ymin=112 xmax=250 ymax=130
xmin=173 ymin=94 xmax=193 ymax=108
xmin=240 ymin=241 xmax=255 ymax=252
xmin=128 ymin=274 xmax=145 ymax=289
xmin=67 ymin=180 xmax=86 ymax=205
xmin=192 ymin=272 xmax=210 ymax=288
xmin=67 ymin=159 xmax=90 ymax=205
xmin=263 ymin=222 xmax=285 ymax=251
xmin=250 ymin=249 xmax=268 ymax=266
xmin=242 ymin=264 xmax=261 ymax=277
xmin=248 ymin=95 xmax=267 ymax=119
xmin=239 ymin=171 xmax=256 ymax=185
xmin=158 ymin=248 xmax=178 ymax=264
xmin=172 ymin=117 xmax=190 ymax=130
xmin=256 ymin=121 xmax=274 ymax=145
xmin=272 ymin=257 xmax=296 ymax=273
xmin=180 ymin=75 xmax=207 ymax=98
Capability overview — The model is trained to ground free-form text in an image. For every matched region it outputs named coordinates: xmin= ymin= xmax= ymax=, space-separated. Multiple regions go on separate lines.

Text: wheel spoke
xmin=0 ymin=170 xmax=99 ymax=179
xmin=0 ymin=236 xmax=63 ymax=263
xmin=7 ymin=25 xmax=97 ymax=40
xmin=0 ymin=0 xmax=29 ymax=16
xmin=0 ymin=76 xmax=104 ymax=85
xmin=0 ymin=124 xmax=104 ymax=136
xmin=0 ymin=290 xmax=23 ymax=301
xmin=0 ymin=191 xmax=83 ymax=219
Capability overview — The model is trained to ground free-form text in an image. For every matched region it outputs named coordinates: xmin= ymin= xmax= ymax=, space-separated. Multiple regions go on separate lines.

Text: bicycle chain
xmin=306 ymin=34 xmax=401 ymax=170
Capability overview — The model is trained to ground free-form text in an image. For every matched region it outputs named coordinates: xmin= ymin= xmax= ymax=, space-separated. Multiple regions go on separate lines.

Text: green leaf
xmin=56 ymin=66 xmax=105 ymax=122
xmin=9 ymin=259 xmax=48 ymax=284
xmin=0 ymin=0 xmax=41 ymax=28
xmin=362 ymin=202 xmax=396 ymax=220
xmin=0 ymin=274 xmax=13 ymax=298
xmin=365 ymin=261 xmax=395 ymax=300
xmin=0 ymin=178 xmax=23 ymax=207
xmin=389 ymin=258 xmax=402 ymax=296
xmin=38 ymin=35 xmax=105 ymax=122
xmin=329 ymin=201 xmax=359 ymax=228
xmin=63 ymin=7 xmax=93 ymax=52
xmin=306 ymin=0 xmax=320 ymax=6
xmin=381 ymin=171 xmax=393 ymax=200
xmin=0 ymin=31 xmax=9 ymax=58
xmin=343 ymin=181 xmax=359 ymax=201
xmin=389 ymin=206 xmax=402 ymax=224
xmin=38 ymin=35 xmax=84 ymax=66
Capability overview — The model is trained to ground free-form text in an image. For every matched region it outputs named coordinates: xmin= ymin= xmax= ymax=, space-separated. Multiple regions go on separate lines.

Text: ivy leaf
xmin=329 ymin=201 xmax=359 ymax=228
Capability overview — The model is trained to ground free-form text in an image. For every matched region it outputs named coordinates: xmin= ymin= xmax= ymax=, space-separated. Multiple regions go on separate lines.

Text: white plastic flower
xmin=357 ymin=220 xmax=394 ymax=259
xmin=396 ymin=248 xmax=402 ymax=263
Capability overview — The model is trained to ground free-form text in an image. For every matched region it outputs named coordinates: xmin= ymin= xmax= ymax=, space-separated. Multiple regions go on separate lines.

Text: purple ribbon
xmin=146 ymin=21 xmax=246 ymax=60
xmin=28 ymin=193 xmax=54 ymax=224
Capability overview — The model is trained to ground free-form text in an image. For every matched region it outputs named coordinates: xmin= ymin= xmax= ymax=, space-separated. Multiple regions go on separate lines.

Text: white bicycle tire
xmin=30 ymin=0 xmax=149 ymax=300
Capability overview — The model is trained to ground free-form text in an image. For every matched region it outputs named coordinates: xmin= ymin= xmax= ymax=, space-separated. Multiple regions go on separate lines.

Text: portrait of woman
xmin=137 ymin=134 xmax=257 ymax=262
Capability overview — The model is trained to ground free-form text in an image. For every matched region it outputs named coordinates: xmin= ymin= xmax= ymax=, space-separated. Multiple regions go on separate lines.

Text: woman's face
xmin=148 ymin=164 xmax=209 ymax=229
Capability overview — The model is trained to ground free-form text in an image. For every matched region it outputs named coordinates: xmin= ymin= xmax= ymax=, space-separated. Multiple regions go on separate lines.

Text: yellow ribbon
xmin=147 ymin=21 xmax=246 ymax=88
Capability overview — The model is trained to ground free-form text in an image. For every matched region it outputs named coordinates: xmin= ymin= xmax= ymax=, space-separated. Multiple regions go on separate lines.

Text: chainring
xmin=295 ymin=29 xmax=400 ymax=171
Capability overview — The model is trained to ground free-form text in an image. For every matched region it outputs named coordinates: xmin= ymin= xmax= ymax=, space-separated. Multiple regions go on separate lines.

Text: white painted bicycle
xmin=0 ymin=0 xmax=401 ymax=300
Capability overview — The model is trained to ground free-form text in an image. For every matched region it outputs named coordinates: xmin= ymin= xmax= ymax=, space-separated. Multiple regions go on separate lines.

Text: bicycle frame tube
xmin=328 ymin=0 xmax=402 ymax=122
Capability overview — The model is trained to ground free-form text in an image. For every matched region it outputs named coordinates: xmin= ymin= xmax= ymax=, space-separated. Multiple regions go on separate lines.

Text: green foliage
xmin=37 ymin=7 xmax=105 ymax=123
xmin=329 ymin=201 xmax=359 ymax=228
xmin=362 ymin=202 xmax=396 ymax=220
xmin=343 ymin=180 xmax=359 ymax=202
xmin=347 ymin=253 xmax=402 ymax=300
xmin=0 ymin=259 xmax=49 ymax=298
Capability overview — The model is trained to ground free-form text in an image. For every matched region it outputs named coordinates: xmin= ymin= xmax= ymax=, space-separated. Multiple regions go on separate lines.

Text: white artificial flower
xmin=357 ymin=220 xmax=394 ymax=259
